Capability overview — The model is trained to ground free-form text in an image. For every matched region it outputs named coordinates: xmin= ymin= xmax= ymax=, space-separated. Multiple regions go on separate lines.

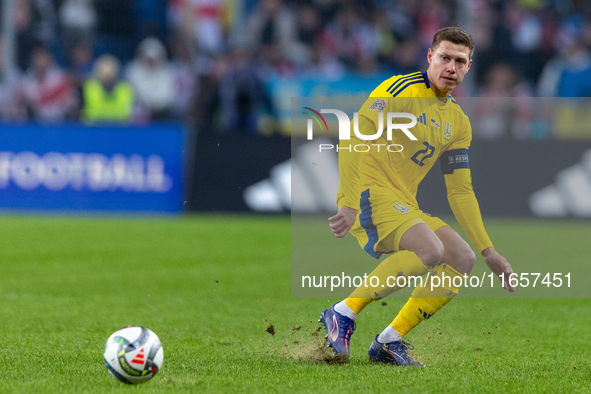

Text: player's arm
xmin=330 ymin=96 xmax=387 ymax=238
xmin=441 ymin=150 xmax=515 ymax=292
xmin=329 ymin=116 xmax=375 ymax=237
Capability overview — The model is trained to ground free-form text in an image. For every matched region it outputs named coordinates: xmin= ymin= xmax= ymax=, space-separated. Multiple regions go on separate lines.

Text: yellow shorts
xmin=348 ymin=187 xmax=448 ymax=259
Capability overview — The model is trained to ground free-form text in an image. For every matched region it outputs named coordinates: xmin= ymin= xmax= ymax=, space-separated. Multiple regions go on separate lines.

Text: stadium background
xmin=1 ymin=0 xmax=591 ymax=215
xmin=1 ymin=0 xmax=591 ymax=392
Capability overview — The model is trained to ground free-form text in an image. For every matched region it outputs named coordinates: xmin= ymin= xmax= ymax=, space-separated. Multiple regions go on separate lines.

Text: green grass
xmin=0 ymin=214 xmax=590 ymax=393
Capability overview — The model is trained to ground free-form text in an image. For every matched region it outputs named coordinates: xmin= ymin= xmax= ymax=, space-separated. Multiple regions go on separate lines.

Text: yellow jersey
xmin=337 ymin=71 xmax=493 ymax=253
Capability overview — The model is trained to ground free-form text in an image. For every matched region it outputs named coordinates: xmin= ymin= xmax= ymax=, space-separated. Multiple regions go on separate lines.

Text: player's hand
xmin=328 ymin=206 xmax=358 ymax=238
xmin=482 ymin=248 xmax=515 ymax=292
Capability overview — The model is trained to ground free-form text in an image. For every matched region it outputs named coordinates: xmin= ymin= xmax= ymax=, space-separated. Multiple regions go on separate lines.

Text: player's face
xmin=427 ymin=41 xmax=472 ymax=96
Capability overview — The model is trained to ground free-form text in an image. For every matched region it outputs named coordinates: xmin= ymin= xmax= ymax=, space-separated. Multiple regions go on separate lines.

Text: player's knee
xmin=461 ymin=249 xmax=477 ymax=273
xmin=417 ymin=238 xmax=445 ymax=269
xmin=445 ymin=245 xmax=476 ymax=274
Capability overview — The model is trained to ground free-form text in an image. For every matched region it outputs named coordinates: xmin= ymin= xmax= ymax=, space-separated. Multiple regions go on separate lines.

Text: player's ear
xmin=427 ymin=48 xmax=433 ymax=64
xmin=466 ymin=58 xmax=472 ymax=72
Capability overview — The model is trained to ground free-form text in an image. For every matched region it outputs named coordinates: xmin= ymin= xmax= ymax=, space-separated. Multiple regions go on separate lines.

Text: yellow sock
xmin=391 ymin=263 xmax=463 ymax=336
xmin=344 ymin=250 xmax=430 ymax=315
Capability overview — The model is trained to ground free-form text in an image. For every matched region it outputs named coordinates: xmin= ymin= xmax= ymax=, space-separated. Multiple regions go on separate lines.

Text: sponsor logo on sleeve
xmin=447 ymin=154 xmax=468 ymax=164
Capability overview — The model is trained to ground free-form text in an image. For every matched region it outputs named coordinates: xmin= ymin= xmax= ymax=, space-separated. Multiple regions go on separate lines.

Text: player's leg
xmin=320 ymin=230 xmax=434 ymax=359
xmin=435 ymin=225 xmax=476 ymax=275
xmin=324 ymin=221 xmax=443 ymax=360
xmin=371 ymin=224 xmax=476 ymax=365
xmin=321 ymin=192 xmax=437 ymax=359
xmin=337 ymin=221 xmax=442 ymax=318
xmin=367 ymin=222 xmax=445 ymax=366
xmin=390 ymin=225 xmax=475 ymax=338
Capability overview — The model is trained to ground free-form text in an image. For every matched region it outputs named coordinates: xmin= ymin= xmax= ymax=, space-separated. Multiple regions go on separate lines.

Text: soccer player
xmin=319 ymin=27 xmax=515 ymax=366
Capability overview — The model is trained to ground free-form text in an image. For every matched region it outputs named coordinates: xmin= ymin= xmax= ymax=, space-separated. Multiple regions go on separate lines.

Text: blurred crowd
xmin=1 ymin=0 xmax=591 ymax=135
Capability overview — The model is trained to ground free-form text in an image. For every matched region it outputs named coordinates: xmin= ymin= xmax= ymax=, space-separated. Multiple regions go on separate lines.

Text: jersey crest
xmin=444 ymin=122 xmax=452 ymax=139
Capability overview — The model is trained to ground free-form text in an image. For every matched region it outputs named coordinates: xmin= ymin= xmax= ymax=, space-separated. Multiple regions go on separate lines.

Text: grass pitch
xmin=0 ymin=214 xmax=589 ymax=393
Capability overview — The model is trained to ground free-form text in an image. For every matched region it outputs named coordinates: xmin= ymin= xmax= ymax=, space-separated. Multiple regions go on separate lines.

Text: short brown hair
xmin=432 ymin=27 xmax=474 ymax=58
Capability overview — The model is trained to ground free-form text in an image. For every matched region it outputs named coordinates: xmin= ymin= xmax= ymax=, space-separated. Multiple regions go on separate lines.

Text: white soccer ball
xmin=104 ymin=326 xmax=164 ymax=385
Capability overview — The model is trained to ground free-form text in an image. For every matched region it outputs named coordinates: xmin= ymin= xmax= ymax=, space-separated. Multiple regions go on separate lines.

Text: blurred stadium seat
xmin=1 ymin=0 xmax=591 ymax=214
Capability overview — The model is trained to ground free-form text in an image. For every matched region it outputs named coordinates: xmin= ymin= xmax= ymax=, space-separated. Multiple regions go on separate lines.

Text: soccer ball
xmin=104 ymin=326 xmax=164 ymax=385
